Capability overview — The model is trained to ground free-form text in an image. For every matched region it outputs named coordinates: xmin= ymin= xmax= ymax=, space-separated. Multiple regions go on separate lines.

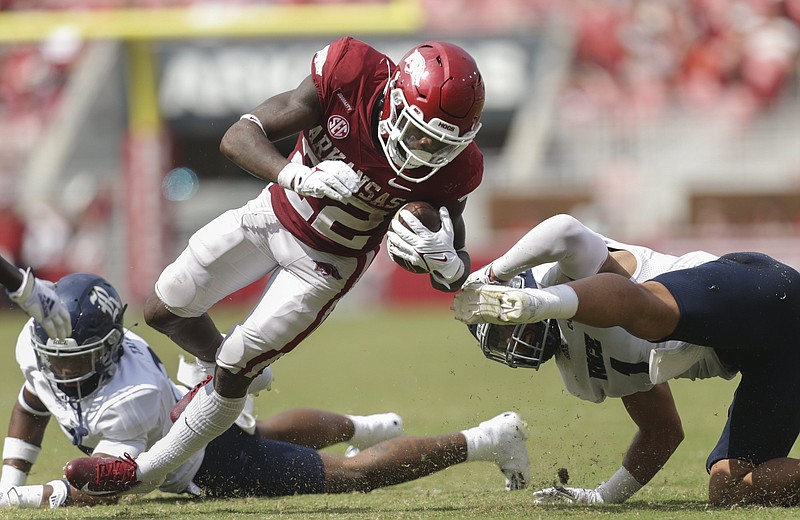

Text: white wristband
xmin=2 ymin=438 xmax=41 ymax=464
xmin=595 ymin=466 xmax=642 ymax=504
xmin=0 ymin=465 xmax=28 ymax=488
xmin=46 ymin=479 xmax=71 ymax=508
xmin=239 ymin=113 xmax=267 ymax=136
xmin=6 ymin=268 xmax=30 ymax=299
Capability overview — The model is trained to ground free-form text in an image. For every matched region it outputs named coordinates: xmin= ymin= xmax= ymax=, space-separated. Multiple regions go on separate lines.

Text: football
xmin=390 ymin=201 xmax=441 ymax=274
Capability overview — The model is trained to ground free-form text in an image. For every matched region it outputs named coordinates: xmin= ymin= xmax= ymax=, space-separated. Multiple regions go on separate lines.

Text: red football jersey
xmin=269 ymin=37 xmax=484 ymax=257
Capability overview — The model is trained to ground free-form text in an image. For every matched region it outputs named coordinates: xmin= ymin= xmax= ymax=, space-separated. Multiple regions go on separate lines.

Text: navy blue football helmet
xmin=467 ymin=270 xmax=562 ymax=369
xmin=31 ymin=273 xmax=125 ymax=402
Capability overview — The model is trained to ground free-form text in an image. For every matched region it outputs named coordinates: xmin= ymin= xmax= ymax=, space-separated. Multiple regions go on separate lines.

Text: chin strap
xmin=68 ymin=400 xmax=88 ymax=447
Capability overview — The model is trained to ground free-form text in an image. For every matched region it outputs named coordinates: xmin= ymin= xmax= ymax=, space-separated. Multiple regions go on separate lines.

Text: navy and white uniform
xmin=16 ymin=321 xmax=326 ymax=497
xmin=532 ymin=235 xmax=800 ymax=470
xmin=531 ymin=236 xmax=729 ymax=403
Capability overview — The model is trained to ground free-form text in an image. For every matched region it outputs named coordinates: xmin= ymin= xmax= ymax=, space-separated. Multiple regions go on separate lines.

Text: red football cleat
xmin=64 ymin=453 xmax=141 ymax=496
xmin=170 ymin=374 xmax=213 ymax=423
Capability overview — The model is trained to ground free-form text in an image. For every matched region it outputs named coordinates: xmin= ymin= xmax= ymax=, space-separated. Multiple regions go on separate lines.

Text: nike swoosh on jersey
xmin=388 ymin=178 xmax=412 ymax=191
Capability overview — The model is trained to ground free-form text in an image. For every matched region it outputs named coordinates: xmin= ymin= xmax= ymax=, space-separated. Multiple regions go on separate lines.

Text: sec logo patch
xmin=328 ymin=115 xmax=350 ymax=139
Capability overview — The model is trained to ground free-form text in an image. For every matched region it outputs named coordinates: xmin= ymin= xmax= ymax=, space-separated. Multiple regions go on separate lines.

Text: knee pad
xmin=155 ymin=256 xmax=202 ymax=317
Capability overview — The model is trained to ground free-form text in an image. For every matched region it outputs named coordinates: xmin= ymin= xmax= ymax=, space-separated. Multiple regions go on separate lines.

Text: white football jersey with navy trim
xmin=533 ymin=238 xmax=732 ymax=403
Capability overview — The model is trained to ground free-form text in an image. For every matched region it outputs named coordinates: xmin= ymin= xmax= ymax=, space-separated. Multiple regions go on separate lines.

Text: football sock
xmin=136 ymin=383 xmax=245 ymax=483
xmin=345 ymin=413 xmax=403 ymax=449
xmin=461 ymin=424 xmax=495 ymax=462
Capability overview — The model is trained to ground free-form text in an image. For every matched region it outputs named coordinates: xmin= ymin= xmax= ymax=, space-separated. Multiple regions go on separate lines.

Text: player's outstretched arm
xmin=618 ymin=383 xmax=683 ymax=491
xmin=2 ymin=257 xmax=71 ymax=339
xmin=0 ymin=256 xmax=24 ymax=290
xmin=0 ymin=390 xmax=71 ymax=509
xmin=535 ymin=383 xmax=683 ymax=505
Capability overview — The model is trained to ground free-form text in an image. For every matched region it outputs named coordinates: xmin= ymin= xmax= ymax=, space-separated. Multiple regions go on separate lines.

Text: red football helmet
xmin=378 ymin=41 xmax=485 ymax=183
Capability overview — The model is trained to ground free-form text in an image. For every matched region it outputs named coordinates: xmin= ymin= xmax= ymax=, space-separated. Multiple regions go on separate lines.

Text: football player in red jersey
xmin=64 ymin=38 xmax=492 ymax=495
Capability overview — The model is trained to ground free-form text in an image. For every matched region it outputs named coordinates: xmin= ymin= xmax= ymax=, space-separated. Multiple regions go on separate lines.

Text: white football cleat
xmin=176 ymin=355 xmax=209 ymax=387
xmin=345 ymin=412 xmax=404 ymax=457
xmin=176 ymin=355 xmax=273 ymax=397
xmin=344 ymin=445 xmax=361 ymax=458
xmin=247 ymin=367 xmax=273 ymax=396
xmin=479 ymin=411 xmax=531 ymax=491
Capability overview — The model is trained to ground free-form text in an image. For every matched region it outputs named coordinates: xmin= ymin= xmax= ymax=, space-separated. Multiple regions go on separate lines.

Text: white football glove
xmin=452 ymin=283 xmax=541 ymax=325
xmin=0 ymin=481 xmax=71 ymax=508
xmin=463 ymin=265 xmax=526 ymax=290
xmin=463 ymin=263 xmax=494 ymax=287
xmin=0 ymin=487 xmax=14 ymax=508
xmin=386 ymin=220 xmax=427 ymax=272
xmin=386 ymin=207 xmax=464 ymax=289
xmin=386 ymin=242 xmax=426 ymax=272
xmin=532 ymin=486 xmax=605 ymax=504
xmin=277 ymin=160 xmax=359 ymax=202
xmin=7 ymin=268 xmax=71 ymax=339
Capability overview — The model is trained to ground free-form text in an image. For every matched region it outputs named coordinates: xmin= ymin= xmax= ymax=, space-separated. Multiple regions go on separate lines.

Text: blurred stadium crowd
xmin=565 ymin=0 xmax=800 ymax=126
xmin=2 ymin=0 xmax=800 ymax=300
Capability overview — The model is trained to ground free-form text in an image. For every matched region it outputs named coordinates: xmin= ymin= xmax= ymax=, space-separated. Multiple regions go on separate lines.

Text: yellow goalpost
xmin=0 ymin=0 xmax=423 ymax=42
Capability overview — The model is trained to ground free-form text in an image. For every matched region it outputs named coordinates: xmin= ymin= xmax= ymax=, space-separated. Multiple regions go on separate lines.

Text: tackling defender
xmin=1 ymin=273 xmax=530 ymax=509
xmin=60 ymin=37 xmax=519 ymax=495
xmin=454 ymin=214 xmax=800 ymax=506
xmin=1 ymin=255 xmax=70 ymax=339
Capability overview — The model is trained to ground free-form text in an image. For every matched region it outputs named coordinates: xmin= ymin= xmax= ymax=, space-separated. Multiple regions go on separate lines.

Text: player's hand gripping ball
xmin=388 ymin=201 xmax=442 ymax=274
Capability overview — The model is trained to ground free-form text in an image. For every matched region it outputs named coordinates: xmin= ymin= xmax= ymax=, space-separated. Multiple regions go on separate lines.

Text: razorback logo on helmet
xmin=90 ymin=286 xmax=122 ymax=320
xmin=403 ymin=49 xmax=426 ymax=87
xmin=327 ymin=115 xmax=349 ymax=139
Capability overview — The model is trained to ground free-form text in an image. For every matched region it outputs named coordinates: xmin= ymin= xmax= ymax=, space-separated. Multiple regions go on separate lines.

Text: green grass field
xmin=0 ymin=304 xmax=795 ymax=519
